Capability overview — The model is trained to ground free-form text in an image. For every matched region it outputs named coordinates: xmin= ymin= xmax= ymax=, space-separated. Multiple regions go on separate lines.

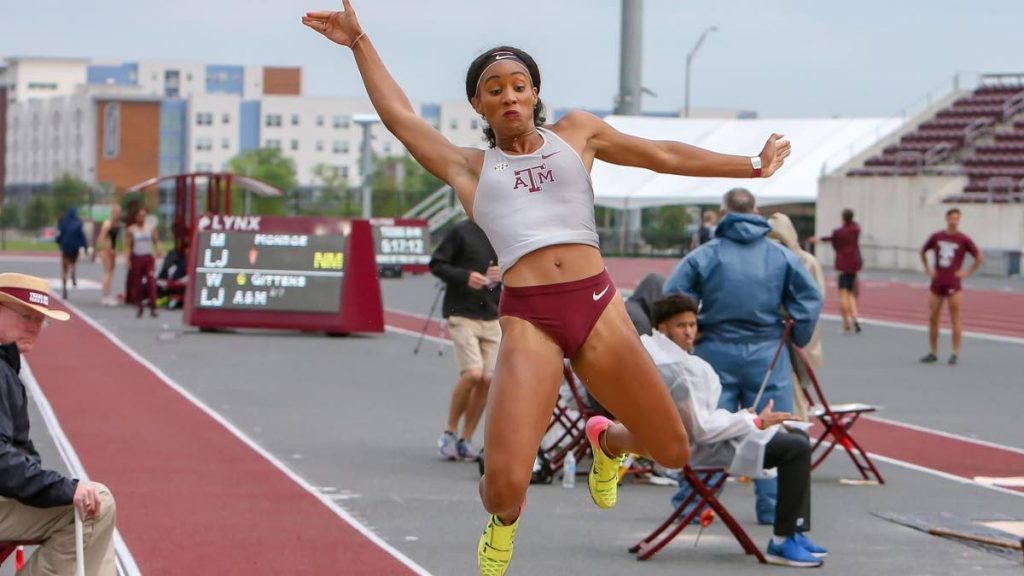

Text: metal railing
xmin=402 ymin=184 xmax=464 ymax=232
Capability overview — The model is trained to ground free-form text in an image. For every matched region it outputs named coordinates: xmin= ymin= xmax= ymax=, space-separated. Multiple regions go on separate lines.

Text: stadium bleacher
xmin=848 ymin=80 xmax=1024 ymax=203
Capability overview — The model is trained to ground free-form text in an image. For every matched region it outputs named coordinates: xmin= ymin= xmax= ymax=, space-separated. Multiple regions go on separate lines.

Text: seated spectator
xmin=0 ymin=273 xmax=117 ymax=575
xmin=642 ymin=294 xmax=828 ymax=568
xmin=625 ymin=273 xmax=665 ymax=336
xmin=156 ymin=247 xmax=189 ymax=309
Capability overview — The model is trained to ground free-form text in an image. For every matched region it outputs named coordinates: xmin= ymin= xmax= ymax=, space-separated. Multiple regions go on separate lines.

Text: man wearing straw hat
xmin=0 ymin=273 xmax=116 ymax=575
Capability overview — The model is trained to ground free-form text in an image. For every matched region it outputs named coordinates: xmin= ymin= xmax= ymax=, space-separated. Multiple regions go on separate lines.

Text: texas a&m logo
xmin=28 ymin=292 xmax=50 ymax=306
xmin=513 ymin=164 xmax=555 ymax=193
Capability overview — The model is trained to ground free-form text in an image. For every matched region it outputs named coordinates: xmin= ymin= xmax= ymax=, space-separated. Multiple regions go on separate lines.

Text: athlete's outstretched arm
xmin=302 ymin=1 xmax=476 ymax=189
xmin=567 ymin=111 xmax=790 ymax=178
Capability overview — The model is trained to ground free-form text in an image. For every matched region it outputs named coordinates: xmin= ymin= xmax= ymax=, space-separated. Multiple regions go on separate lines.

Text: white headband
xmin=474 ymin=52 xmax=531 ymax=95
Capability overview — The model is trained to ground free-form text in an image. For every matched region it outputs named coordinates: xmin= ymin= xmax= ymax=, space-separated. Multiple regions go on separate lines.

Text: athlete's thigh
xmin=483 ymin=317 xmax=565 ymax=479
xmin=570 ymin=298 xmax=687 ymax=457
xmin=947 ymin=291 xmax=962 ymax=317
xmin=927 ymin=292 xmax=944 ymax=316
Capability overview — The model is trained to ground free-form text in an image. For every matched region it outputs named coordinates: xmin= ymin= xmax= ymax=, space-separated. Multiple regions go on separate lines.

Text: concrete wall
xmin=262 ymin=67 xmax=301 ymax=96
xmin=187 ymin=94 xmax=242 ymax=173
xmin=817 ymin=174 xmax=1024 ymax=275
xmin=0 ymin=86 xmax=6 ymax=199
xmin=5 ymin=94 xmax=95 ymax=185
xmin=258 ymin=95 xmax=410 ymax=186
xmin=3 ymin=58 xmax=89 ymax=103
xmin=95 ymin=99 xmax=161 ymax=191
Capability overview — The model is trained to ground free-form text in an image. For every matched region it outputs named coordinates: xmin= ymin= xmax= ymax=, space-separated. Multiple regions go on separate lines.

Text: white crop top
xmin=472 ymin=127 xmax=600 ymax=276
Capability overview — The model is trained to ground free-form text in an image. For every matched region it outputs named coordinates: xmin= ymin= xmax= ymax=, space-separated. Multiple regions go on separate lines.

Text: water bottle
xmin=562 ymin=451 xmax=576 ymax=488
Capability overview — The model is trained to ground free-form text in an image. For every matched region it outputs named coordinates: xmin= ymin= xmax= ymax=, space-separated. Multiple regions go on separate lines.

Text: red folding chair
xmin=792 ymin=345 xmax=885 ymax=484
xmin=539 ymin=363 xmax=596 ymax=475
xmin=0 ymin=541 xmax=40 ymax=571
xmin=629 ymin=467 xmax=765 ymax=562
xmin=542 ymin=363 xmax=652 ymax=478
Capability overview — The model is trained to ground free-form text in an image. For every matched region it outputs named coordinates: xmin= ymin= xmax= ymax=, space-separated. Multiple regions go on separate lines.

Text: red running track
xmin=386 ymin=308 xmax=1024 ymax=494
xmin=29 ymin=304 xmax=419 ymax=575
xmin=602 ymin=258 xmax=1024 ymax=339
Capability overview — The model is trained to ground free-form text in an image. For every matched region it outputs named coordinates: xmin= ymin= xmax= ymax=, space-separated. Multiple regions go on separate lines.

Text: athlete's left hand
xmin=955 ymin=270 xmax=968 ymax=278
xmin=759 ymin=133 xmax=791 ymax=178
xmin=303 ymin=0 xmax=364 ymax=48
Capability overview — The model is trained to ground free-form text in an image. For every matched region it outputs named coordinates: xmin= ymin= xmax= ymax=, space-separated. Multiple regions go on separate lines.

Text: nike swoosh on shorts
xmin=592 ymin=285 xmax=609 ymax=301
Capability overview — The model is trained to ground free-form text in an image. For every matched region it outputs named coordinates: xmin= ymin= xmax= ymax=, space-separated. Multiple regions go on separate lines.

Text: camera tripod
xmin=413 ymin=281 xmax=446 ymax=356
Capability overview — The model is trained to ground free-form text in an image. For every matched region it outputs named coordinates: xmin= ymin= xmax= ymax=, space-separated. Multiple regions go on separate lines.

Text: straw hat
xmin=0 ymin=273 xmax=70 ymax=321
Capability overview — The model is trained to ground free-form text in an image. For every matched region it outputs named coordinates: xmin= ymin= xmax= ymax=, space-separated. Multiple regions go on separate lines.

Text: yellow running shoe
xmin=585 ymin=416 xmax=626 ymax=509
xmin=478 ymin=512 xmax=519 ymax=576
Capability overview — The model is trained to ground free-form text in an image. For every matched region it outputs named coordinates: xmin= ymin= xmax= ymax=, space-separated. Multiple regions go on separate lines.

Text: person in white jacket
xmin=643 ymin=294 xmax=828 ymax=568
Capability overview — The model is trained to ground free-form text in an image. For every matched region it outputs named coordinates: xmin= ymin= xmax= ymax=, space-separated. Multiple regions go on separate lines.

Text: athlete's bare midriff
xmin=501 ymin=244 xmax=605 ymax=287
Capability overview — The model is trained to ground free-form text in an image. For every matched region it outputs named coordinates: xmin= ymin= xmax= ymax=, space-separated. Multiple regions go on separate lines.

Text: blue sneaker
xmin=457 ymin=438 xmax=481 ymax=461
xmin=766 ymin=537 xmax=824 ymax=568
xmin=438 ymin=431 xmax=458 ymax=460
xmin=793 ymin=532 xmax=828 ymax=558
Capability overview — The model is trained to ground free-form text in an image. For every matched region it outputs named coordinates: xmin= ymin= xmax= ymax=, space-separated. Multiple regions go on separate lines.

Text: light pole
xmin=353 ymin=114 xmax=380 ymax=219
xmin=684 ymin=25 xmax=717 ymax=118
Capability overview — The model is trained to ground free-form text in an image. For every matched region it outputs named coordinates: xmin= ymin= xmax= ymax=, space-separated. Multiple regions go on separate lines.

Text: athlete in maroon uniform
xmin=811 ymin=208 xmax=863 ymax=333
xmin=303 ymin=3 xmax=794 ymax=574
xmin=919 ymin=208 xmax=983 ymax=365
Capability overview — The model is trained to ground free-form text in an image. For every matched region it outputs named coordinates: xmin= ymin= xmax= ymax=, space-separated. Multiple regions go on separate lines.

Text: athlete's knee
xmin=651 ymin=438 xmax=690 ymax=469
xmin=480 ymin=465 xmax=530 ymax=514
xmin=90 ymin=482 xmax=117 ymax=525
xmin=461 ymin=368 xmax=484 ymax=383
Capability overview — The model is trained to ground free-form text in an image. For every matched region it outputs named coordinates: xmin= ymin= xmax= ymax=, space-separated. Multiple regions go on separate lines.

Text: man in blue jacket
xmin=664 ymin=188 xmax=822 ymax=525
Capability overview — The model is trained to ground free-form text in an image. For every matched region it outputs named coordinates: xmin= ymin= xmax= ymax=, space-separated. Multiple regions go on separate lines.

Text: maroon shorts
xmin=930 ymin=277 xmax=961 ymax=297
xmin=499 ymin=270 xmax=617 ymax=358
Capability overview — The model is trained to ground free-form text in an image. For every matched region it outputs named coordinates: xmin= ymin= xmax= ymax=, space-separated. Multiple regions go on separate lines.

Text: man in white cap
xmin=0 ymin=273 xmax=117 ymax=575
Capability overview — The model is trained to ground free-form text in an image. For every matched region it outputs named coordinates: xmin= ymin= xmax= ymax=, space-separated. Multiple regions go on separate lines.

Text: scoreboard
xmin=184 ymin=215 xmax=383 ymax=334
xmin=371 ymin=218 xmax=431 ymax=273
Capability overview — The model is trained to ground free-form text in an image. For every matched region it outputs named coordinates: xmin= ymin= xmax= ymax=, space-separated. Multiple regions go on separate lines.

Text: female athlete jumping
xmin=303 ymin=4 xmax=791 ymax=573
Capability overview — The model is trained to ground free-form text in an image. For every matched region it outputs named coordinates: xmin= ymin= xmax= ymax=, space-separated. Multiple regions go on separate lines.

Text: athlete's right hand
xmin=302 ymin=0 xmax=364 ymax=48
xmin=468 ymin=271 xmax=489 ymax=290
xmin=73 ymin=481 xmax=102 ymax=520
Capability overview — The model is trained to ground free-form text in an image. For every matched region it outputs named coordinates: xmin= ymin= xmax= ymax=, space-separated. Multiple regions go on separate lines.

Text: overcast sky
xmin=3 ymin=0 xmax=1022 ymax=117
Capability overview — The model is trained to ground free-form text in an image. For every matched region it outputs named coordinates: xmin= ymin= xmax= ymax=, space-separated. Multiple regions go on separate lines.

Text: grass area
xmin=0 ymin=239 xmax=60 ymax=252
xmin=0 ymin=239 xmax=177 ymax=253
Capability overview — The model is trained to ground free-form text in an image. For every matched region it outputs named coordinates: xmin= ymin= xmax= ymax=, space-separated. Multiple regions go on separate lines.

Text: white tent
xmin=591 ymin=116 xmax=905 ymax=209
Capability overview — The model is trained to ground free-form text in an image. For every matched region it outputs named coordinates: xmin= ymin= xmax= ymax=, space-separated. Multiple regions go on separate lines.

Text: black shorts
xmin=838 ymin=272 xmax=857 ymax=291
xmin=61 ymin=250 xmax=80 ymax=264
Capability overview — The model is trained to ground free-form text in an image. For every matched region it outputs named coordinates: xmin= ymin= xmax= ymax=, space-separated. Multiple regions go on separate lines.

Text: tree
xmin=24 ymin=196 xmax=54 ymax=231
xmin=228 ymin=148 xmax=297 ymax=216
xmin=642 ymin=205 xmax=691 ymax=250
xmin=370 ymin=154 xmax=444 ymax=217
xmin=0 ymin=203 xmax=20 ymax=230
xmin=52 ymin=173 xmax=91 ymax=216
xmin=309 ymin=163 xmax=351 ymax=216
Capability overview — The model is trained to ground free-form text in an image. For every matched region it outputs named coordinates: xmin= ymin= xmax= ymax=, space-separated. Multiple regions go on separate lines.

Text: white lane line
xmin=863 ymin=415 xmax=1024 ymax=456
xmin=865 ymin=452 xmax=1024 ymax=500
xmin=58 ymin=299 xmax=434 ymax=576
xmin=21 ymin=361 xmax=142 ymax=576
xmin=974 ymin=477 xmax=1024 ymax=488
xmin=820 ymin=313 xmax=1024 ymax=345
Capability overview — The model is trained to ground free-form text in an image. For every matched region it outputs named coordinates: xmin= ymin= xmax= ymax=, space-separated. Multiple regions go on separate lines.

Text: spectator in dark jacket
xmin=810 ymin=208 xmax=863 ymax=333
xmin=429 ymin=220 xmax=501 ymax=462
xmin=0 ymin=272 xmax=117 ymax=575
xmin=55 ymin=207 xmax=89 ymax=300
